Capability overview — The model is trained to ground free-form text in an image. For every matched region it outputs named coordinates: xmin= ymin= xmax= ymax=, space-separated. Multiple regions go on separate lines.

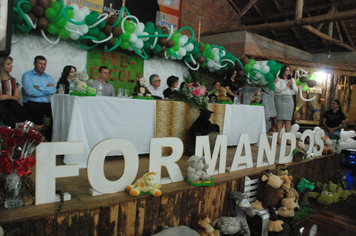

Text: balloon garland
xmin=295 ymin=68 xmax=317 ymax=101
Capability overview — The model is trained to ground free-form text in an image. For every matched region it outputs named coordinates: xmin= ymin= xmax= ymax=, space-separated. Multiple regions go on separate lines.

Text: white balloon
xmin=180 ymin=35 xmax=188 ymax=44
xmin=69 ymin=4 xmax=79 ymax=11
xmin=73 ymin=11 xmax=85 ymax=22
xmin=80 ymin=7 xmax=90 ymax=16
xmin=290 ymin=124 xmax=300 ymax=134
xmin=213 ymin=64 xmax=220 ymax=71
xmin=177 ymin=47 xmax=186 ymax=57
xmin=78 ymin=24 xmax=89 ymax=34
xmin=259 ymin=76 xmax=268 ymax=85
xmin=221 ymin=50 xmax=226 ymax=57
xmin=135 ymin=23 xmax=145 ymax=35
xmin=129 ymin=34 xmax=138 ymax=43
xmin=134 ymin=39 xmax=143 ymax=49
xmin=260 ymin=61 xmax=268 ymax=67
xmin=211 ymin=47 xmax=219 ymax=55
xmin=178 ymin=37 xmax=186 ymax=47
xmin=128 ymin=46 xmax=133 ymax=51
xmin=183 ymin=43 xmax=194 ymax=52
xmin=140 ymin=32 xmax=149 ymax=41
xmin=70 ymin=32 xmax=80 ymax=40
xmin=213 ymin=55 xmax=220 ymax=63
xmin=170 ymin=55 xmax=177 ymax=60
xmin=261 ymin=65 xmax=270 ymax=73
xmin=207 ymin=60 xmax=214 ymax=68
xmin=67 ymin=22 xmax=78 ymax=30
xmin=255 ymin=72 xmax=263 ymax=79
xmin=252 ymin=64 xmax=261 ymax=70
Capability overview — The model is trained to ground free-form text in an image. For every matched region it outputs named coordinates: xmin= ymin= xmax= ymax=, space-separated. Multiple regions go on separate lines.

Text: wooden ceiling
xmin=218 ymin=0 xmax=356 ymax=54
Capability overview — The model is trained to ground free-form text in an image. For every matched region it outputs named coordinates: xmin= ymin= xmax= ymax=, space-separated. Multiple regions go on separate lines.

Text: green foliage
xmin=297 ymin=178 xmax=315 ymax=193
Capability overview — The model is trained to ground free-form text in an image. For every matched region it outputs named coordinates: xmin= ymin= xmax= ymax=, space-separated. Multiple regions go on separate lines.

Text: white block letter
xmin=230 ymin=134 xmax=253 ymax=171
xmin=313 ymin=129 xmax=325 ymax=157
xmin=256 ymin=133 xmax=278 ymax=167
xmin=300 ymin=130 xmax=315 ymax=158
xmin=279 ymin=133 xmax=296 ymax=164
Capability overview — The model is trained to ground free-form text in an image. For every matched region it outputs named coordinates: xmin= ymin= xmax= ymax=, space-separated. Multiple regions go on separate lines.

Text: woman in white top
xmin=274 ymin=65 xmax=298 ymax=145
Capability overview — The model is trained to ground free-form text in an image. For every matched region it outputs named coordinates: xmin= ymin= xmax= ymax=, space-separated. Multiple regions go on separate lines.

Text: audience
xmin=147 ymin=74 xmax=164 ymax=99
xmin=91 ymin=66 xmax=115 ymax=96
xmin=163 ymin=75 xmax=179 ymax=100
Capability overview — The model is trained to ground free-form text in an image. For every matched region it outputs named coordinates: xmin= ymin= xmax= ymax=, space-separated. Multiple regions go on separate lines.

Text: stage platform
xmin=0 ymin=145 xmax=340 ymax=236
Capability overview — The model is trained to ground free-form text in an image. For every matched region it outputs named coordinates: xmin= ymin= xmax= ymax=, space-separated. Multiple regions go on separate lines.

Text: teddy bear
xmin=321 ymin=135 xmax=334 ymax=155
xmin=192 ymin=212 xmax=220 ymax=236
xmin=187 ymin=155 xmax=211 ymax=183
xmin=250 ymin=88 xmax=263 ymax=104
xmin=126 ymin=172 xmax=161 ymax=197
xmin=293 ymin=139 xmax=308 ymax=161
xmin=217 ymin=87 xmax=232 ymax=103
xmin=73 ymin=71 xmax=93 ymax=92
xmin=133 ymin=77 xmax=152 ymax=97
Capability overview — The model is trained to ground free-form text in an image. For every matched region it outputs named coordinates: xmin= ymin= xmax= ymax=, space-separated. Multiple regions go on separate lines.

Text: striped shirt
xmin=1 ymin=77 xmax=20 ymax=96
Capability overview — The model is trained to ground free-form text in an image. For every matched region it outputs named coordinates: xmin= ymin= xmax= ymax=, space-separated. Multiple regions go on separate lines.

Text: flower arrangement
xmin=172 ymin=74 xmax=209 ymax=109
xmin=0 ymin=121 xmax=44 ymax=177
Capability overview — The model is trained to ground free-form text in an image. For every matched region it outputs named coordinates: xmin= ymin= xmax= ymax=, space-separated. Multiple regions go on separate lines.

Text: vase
xmin=4 ymin=170 xmax=23 ymax=209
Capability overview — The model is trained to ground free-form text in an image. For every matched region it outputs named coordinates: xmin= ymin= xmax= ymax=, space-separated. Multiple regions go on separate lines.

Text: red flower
xmin=0 ymin=127 xmax=13 ymax=138
xmin=0 ymin=157 xmax=13 ymax=174
xmin=193 ymin=89 xmax=200 ymax=96
xmin=4 ymin=137 xmax=16 ymax=148
xmin=26 ymin=156 xmax=36 ymax=168
xmin=12 ymin=129 xmax=22 ymax=137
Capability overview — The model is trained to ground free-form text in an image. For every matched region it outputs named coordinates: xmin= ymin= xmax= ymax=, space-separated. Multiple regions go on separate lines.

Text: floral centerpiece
xmin=172 ymin=74 xmax=209 ymax=109
xmin=0 ymin=121 xmax=44 ymax=208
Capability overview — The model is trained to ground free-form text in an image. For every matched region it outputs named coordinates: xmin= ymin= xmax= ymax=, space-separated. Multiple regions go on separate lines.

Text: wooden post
xmin=295 ymin=0 xmax=304 ymax=21
xmin=198 ymin=20 xmax=201 ymax=43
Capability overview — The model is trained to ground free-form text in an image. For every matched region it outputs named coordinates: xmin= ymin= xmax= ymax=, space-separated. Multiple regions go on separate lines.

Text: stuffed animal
xmin=277 ymin=198 xmax=296 ymax=217
xmin=213 ymin=191 xmax=255 ymax=235
xmin=321 ymin=135 xmax=334 ymax=155
xmin=217 ymin=87 xmax=232 ymax=103
xmin=251 ymin=171 xmax=284 ymax=232
xmin=192 ymin=212 xmax=220 ymax=236
xmin=308 ymin=181 xmax=356 ymax=205
xmin=189 ymin=109 xmax=220 ymax=146
xmin=187 ymin=155 xmax=210 ymax=183
xmin=73 ymin=71 xmax=92 ymax=92
xmin=126 ymin=172 xmax=161 ymax=197
xmin=293 ymin=139 xmax=307 ymax=161
xmin=133 ymin=77 xmax=152 ymax=97
xmin=250 ymin=88 xmax=263 ymax=104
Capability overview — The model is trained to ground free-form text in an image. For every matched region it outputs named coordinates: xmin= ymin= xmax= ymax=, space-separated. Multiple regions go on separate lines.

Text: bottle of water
xmin=233 ymin=96 xmax=240 ymax=105
xmin=97 ymin=81 xmax=103 ymax=96
xmin=69 ymin=82 xmax=75 ymax=91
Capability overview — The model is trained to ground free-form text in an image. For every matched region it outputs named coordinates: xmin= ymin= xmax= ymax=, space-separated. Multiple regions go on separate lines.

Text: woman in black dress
xmin=163 ymin=75 xmax=179 ymax=100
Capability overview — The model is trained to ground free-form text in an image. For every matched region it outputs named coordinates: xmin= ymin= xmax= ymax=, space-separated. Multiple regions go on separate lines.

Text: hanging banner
xmin=87 ymin=48 xmax=144 ymax=95
xmin=156 ymin=0 xmax=182 ymax=30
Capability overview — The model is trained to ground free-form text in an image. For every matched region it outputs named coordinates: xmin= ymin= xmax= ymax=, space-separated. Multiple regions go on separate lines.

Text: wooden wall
xmin=2 ymin=154 xmax=340 ymax=236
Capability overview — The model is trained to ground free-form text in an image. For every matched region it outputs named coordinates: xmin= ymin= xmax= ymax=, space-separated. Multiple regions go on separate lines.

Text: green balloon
xmin=276 ymin=63 xmax=283 ymax=69
xmin=85 ymin=14 xmax=97 ymax=26
xmin=171 ymin=36 xmax=179 ymax=45
xmin=145 ymin=21 xmax=155 ymax=30
xmin=152 ymin=44 xmax=162 ymax=54
xmin=55 ymin=17 xmax=67 ymax=28
xmin=268 ymin=82 xmax=275 ymax=90
xmin=265 ymin=72 xmax=275 ymax=82
xmin=191 ymin=45 xmax=200 ymax=55
xmin=145 ymin=26 xmax=155 ymax=35
xmin=201 ymin=62 xmax=207 ymax=68
xmin=120 ymin=31 xmax=131 ymax=41
xmin=155 ymin=28 xmax=162 ymax=35
xmin=302 ymin=84 xmax=310 ymax=92
xmin=270 ymin=66 xmax=280 ymax=76
xmin=185 ymin=55 xmax=193 ymax=63
xmin=97 ymin=20 xmax=106 ymax=30
xmin=21 ymin=2 xmax=32 ymax=13
xmin=173 ymin=44 xmax=179 ymax=51
xmin=143 ymin=40 xmax=151 ymax=50
xmin=267 ymin=59 xmax=277 ymax=68
xmin=203 ymin=44 xmax=211 ymax=51
xmin=13 ymin=12 xmax=23 ymax=24
xmin=208 ymin=52 xmax=214 ymax=60
xmin=244 ymin=64 xmax=253 ymax=73
xmin=65 ymin=9 xmax=74 ymax=19
xmin=91 ymin=11 xmax=99 ymax=18
xmin=193 ymin=52 xmax=201 ymax=60
xmin=296 ymin=78 xmax=303 ymax=86
xmin=97 ymin=32 xmax=106 ymax=41
xmin=58 ymin=28 xmax=70 ymax=39
xmin=124 ymin=22 xmax=136 ymax=34
xmin=120 ymin=41 xmax=130 ymax=50
xmin=173 ymin=31 xmax=181 ymax=38
xmin=47 ymin=23 xmax=58 ymax=35
xmin=88 ymin=27 xmax=99 ymax=37
xmin=308 ymin=73 xmax=316 ymax=81
xmin=249 ymin=59 xmax=256 ymax=65
xmin=52 ymin=1 xmax=62 ymax=13
xmin=45 ymin=8 xmax=58 ymax=21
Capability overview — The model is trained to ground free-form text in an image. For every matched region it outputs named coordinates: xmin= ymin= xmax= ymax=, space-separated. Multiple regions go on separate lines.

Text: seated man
xmin=147 ymin=74 xmax=164 ymax=100
xmin=91 ymin=66 xmax=115 ymax=96
xmin=22 ymin=55 xmax=56 ymax=140
xmin=322 ymin=99 xmax=346 ymax=139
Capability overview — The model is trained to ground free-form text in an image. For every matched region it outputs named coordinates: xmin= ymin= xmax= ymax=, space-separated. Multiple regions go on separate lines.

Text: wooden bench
xmin=244 ymin=176 xmax=270 ymax=236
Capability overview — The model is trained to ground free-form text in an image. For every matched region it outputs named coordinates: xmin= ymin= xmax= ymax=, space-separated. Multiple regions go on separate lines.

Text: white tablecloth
xmin=52 ymin=95 xmax=266 ymax=168
xmin=223 ymin=105 xmax=266 ymax=145
xmin=51 ymin=95 xmax=156 ymax=168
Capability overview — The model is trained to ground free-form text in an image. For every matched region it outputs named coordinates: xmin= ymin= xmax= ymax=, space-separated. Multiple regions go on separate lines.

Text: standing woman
xmin=0 ymin=56 xmax=42 ymax=129
xmin=223 ymin=68 xmax=245 ymax=101
xmin=274 ymin=65 xmax=298 ymax=145
xmin=56 ymin=65 xmax=76 ymax=94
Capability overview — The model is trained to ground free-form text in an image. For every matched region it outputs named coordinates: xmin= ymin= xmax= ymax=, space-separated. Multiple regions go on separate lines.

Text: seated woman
xmin=56 ymin=65 xmax=77 ymax=94
xmin=0 ymin=56 xmax=42 ymax=130
xmin=163 ymin=75 xmax=179 ymax=100
xmin=223 ymin=68 xmax=245 ymax=101
xmin=322 ymin=99 xmax=346 ymax=139
xmin=209 ymin=81 xmax=221 ymax=102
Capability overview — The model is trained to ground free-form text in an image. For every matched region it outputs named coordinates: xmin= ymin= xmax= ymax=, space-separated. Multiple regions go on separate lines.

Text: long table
xmin=52 ymin=95 xmax=266 ymax=168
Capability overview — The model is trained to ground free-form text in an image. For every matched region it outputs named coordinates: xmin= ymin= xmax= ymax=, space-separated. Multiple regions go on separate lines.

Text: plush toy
xmin=251 ymin=171 xmax=284 ymax=232
xmin=73 ymin=71 xmax=92 ymax=92
xmin=133 ymin=77 xmax=152 ymax=97
xmin=187 ymin=155 xmax=211 ymax=184
xmin=274 ymin=164 xmax=299 ymax=203
xmin=277 ymin=198 xmax=296 ymax=217
xmin=250 ymin=88 xmax=263 ymax=104
xmin=217 ymin=87 xmax=232 ymax=103
xmin=308 ymin=181 xmax=356 ymax=205
xmin=192 ymin=212 xmax=220 ymax=236
xmin=126 ymin=172 xmax=161 ymax=197
xmin=293 ymin=139 xmax=307 ymax=162
xmin=189 ymin=109 xmax=220 ymax=146
xmin=321 ymin=135 xmax=334 ymax=155
xmin=213 ymin=191 xmax=255 ymax=235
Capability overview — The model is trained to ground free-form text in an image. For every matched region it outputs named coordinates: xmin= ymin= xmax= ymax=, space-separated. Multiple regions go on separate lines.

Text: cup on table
xmin=59 ymin=84 xmax=65 ymax=94
xmin=124 ymin=88 xmax=130 ymax=98
xmin=118 ymin=88 xmax=123 ymax=97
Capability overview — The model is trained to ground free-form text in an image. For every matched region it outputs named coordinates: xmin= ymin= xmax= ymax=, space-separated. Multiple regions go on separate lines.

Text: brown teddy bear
xmin=217 ymin=87 xmax=232 ymax=103
xmin=192 ymin=212 xmax=220 ymax=236
xmin=133 ymin=77 xmax=152 ymax=97
xmin=250 ymin=88 xmax=263 ymax=104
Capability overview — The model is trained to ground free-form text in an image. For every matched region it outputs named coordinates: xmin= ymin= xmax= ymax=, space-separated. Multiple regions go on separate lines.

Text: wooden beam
xmin=295 ymin=0 xmax=304 ymax=21
xmin=252 ymin=3 xmax=281 ymax=41
xmin=302 ymin=25 xmax=354 ymax=51
xmin=335 ymin=8 xmax=355 ymax=48
xmin=328 ymin=6 xmax=335 ymax=37
xmin=202 ymin=9 xmax=356 ymax=35
xmin=235 ymin=0 xmax=259 ymax=21
xmin=335 ymin=22 xmax=343 ymax=41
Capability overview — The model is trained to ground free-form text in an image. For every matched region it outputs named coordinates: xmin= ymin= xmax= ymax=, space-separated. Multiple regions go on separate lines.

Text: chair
xmin=244 ymin=176 xmax=270 ymax=236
